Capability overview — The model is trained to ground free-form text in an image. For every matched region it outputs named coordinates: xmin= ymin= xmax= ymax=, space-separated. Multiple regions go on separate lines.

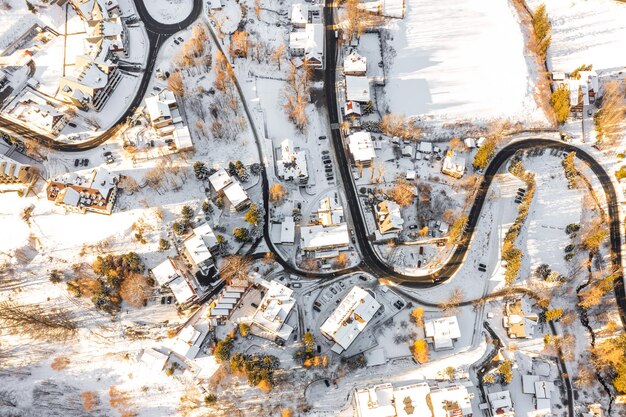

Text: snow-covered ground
xmin=144 ymin=0 xmax=194 ymax=24
xmin=382 ymin=0 xmax=546 ymax=123
xmin=527 ymin=0 xmax=626 ymax=73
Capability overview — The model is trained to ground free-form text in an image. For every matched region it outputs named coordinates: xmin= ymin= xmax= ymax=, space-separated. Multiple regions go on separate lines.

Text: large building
xmin=45 ymin=168 xmax=118 ymax=214
xmin=354 ymin=382 xmax=473 ymax=417
xmin=208 ymin=168 xmax=250 ymax=210
xmin=441 ymin=151 xmax=466 ymax=179
xmin=345 ymin=75 xmax=371 ymax=103
xmin=276 ymin=139 xmax=308 ymax=183
xmin=348 ymin=131 xmax=376 ymax=166
xmin=424 ymin=315 xmax=461 ymax=351
xmin=300 ymin=223 xmax=350 ymax=252
xmin=320 ymin=286 xmax=381 ymax=353
xmin=58 ymin=0 xmax=128 ymax=111
xmin=151 ymin=257 xmax=203 ymax=308
xmin=344 ymin=50 xmax=367 ymax=76
xmin=317 ymin=196 xmax=344 ymax=226
xmin=250 ymin=276 xmax=296 ymax=342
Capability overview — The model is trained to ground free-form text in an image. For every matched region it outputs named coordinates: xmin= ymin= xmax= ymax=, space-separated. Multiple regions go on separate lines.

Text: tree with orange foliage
xmin=81 ymin=391 xmax=99 ymax=412
xmin=167 ymin=71 xmax=185 ymax=96
xmin=411 ymin=339 xmax=429 ymax=363
xmin=269 ymin=183 xmax=287 ymax=202
xmin=119 ymin=273 xmax=153 ymax=307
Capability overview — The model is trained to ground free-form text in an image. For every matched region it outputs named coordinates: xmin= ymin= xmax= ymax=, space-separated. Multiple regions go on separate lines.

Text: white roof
xmin=192 ymin=223 xmax=218 ymax=250
xmin=393 ymin=383 xmax=431 ymax=417
xmin=534 ymin=381 xmax=554 ymax=399
xmin=344 ymin=100 xmax=362 ymax=116
xmin=304 ymin=23 xmax=323 ymax=63
xmin=418 ymin=141 xmax=433 ymax=153
xmin=224 ymin=181 xmax=249 ymax=207
xmin=280 ymin=216 xmax=296 ymax=243
xmin=61 ymin=187 xmax=81 ymax=206
xmin=348 ymin=131 xmax=376 ymax=163
xmin=139 ymin=348 xmax=169 ymax=371
xmin=464 ymin=138 xmax=476 ymax=148
xmin=345 ymin=76 xmax=371 ymax=102
xmin=406 ymin=170 xmax=416 ymax=180
xmin=344 ymin=50 xmax=367 ymax=74
xmin=209 ymin=168 xmax=232 ymax=192
xmin=168 ymin=275 xmax=195 ymax=304
xmin=252 ymin=279 xmax=296 ymax=339
xmin=354 ymin=383 xmax=396 ymax=417
xmin=172 ymin=324 xmax=207 ymax=359
xmin=317 ymin=196 xmax=344 ymax=226
xmin=291 ymin=3 xmax=308 ymax=25
xmin=183 ymin=232 xmax=213 ymax=268
xmin=277 ymin=139 xmax=308 ymax=181
xmin=429 ymin=385 xmax=473 ymax=417
xmin=174 ymin=125 xmax=193 ymax=150
xmin=424 ymin=316 xmax=461 ymax=350
xmin=300 ymin=223 xmax=350 ymax=251
xmin=152 ymin=258 xmax=180 ymax=286
xmin=402 ymin=145 xmax=413 ymax=157
xmin=145 ymin=95 xmax=171 ymax=122
xmin=487 ymin=391 xmax=513 ymax=414
xmin=320 ymin=286 xmax=381 ymax=351
xmin=442 ymin=152 xmax=466 ymax=176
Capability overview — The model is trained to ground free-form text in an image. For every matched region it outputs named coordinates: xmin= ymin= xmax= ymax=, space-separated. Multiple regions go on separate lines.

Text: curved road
xmin=0 ymin=0 xmax=204 ymax=152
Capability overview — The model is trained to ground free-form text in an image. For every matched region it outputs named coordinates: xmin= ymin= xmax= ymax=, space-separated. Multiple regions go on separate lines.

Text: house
xmin=441 ymin=151 xmax=466 ymax=179
xmin=0 ymin=154 xmax=34 ymax=184
xmin=503 ymin=299 xmax=538 ymax=339
xmin=223 ymin=181 xmax=250 ymax=211
xmin=344 ymin=100 xmax=362 ymax=118
xmin=317 ymin=196 xmax=344 ymax=226
xmin=10 ymin=93 xmax=68 ymax=135
xmin=171 ymin=323 xmax=210 ymax=360
xmin=290 ymin=3 xmax=320 ymax=27
xmin=424 ymin=316 xmax=461 ymax=351
xmin=487 ymin=391 xmax=514 ymax=417
xmin=151 ymin=257 xmax=202 ymax=307
xmin=521 ymin=375 xmax=554 ymax=415
xmin=182 ymin=224 xmax=218 ymax=276
xmin=464 ymin=137 xmax=476 ymax=149
xmin=348 ymin=131 xmax=376 ymax=166
xmin=417 ymin=141 xmax=433 ymax=154
xmin=250 ymin=277 xmax=296 ymax=342
xmin=209 ymin=168 xmax=232 ymax=193
xmin=402 ymin=145 xmax=413 ymax=158
xmin=345 ymin=76 xmax=370 ymax=102
xmin=58 ymin=55 xmax=122 ymax=111
xmin=208 ymin=285 xmax=246 ymax=320
xmin=208 ymin=168 xmax=250 ymax=210
xmin=321 ymin=286 xmax=381 ymax=353
xmin=406 ymin=170 xmax=416 ymax=180
xmin=344 ymin=50 xmax=367 ymax=76
xmin=173 ymin=125 xmax=194 ymax=151
xmin=276 ymin=139 xmax=308 ymax=183
xmin=145 ymin=89 xmax=180 ymax=135
xmin=45 ymin=168 xmax=119 ymax=214
xmin=138 ymin=348 xmax=170 ymax=372
xmin=354 ymin=382 xmax=473 ymax=417
xmin=375 ymin=200 xmax=404 ymax=235
xmin=289 ymin=23 xmax=324 ymax=68
xmin=300 ymin=223 xmax=350 ymax=252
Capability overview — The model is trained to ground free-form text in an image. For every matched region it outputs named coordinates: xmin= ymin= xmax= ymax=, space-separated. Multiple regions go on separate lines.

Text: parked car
xmin=339 ymin=281 xmax=345 ymax=288
xmin=326 ymin=176 xmax=334 ymax=181
xmin=319 ymin=135 xmax=327 ymax=140
xmin=330 ymin=287 xmax=337 ymax=295
xmin=173 ymin=39 xmax=180 ymax=45
xmin=74 ymin=159 xmax=79 ymax=167
xmin=358 ymin=275 xmax=367 ymax=281
xmin=68 ymin=122 xmax=77 ymax=128
xmin=313 ymin=305 xmax=321 ymax=313
xmin=314 ymin=301 xmax=321 ymax=308
xmin=409 ymin=224 xmax=418 ymax=229
xmin=322 ymin=150 xmax=330 ymax=155
xmin=251 ymin=302 xmax=259 ymax=308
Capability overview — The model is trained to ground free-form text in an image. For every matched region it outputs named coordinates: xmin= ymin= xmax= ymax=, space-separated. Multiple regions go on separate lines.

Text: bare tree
xmin=219 ymin=255 xmax=252 ymax=283
xmin=0 ymin=301 xmax=77 ymax=341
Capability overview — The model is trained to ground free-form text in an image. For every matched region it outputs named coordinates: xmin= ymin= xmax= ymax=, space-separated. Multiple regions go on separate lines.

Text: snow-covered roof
xmin=348 ymin=131 xmax=376 ymax=163
xmin=291 ymin=3 xmax=308 ymax=26
xmin=344 ymin=50 xmax=367 ymax=74
xmin=487 ymin=391 xmax=514 ymax=416
xmin=464 ymin=137 xmax=476 ymax=148
xmin=442 ymin=151 xmax=466 ymax=178
xmin=168 ymin=275 xmax=196 ymax=305
xmin=424 ymin=315 xmax=461 ymax=350
xmin=152 ymin=258 xmax=181 ymax=286
xmin=139 ymin=348 xmax=169 ymax=372
xmin=304 ymin=23 xmax=323 ymax=63
xmin=145 ymin=95 xmax=172 ymax=122
xmin=392 ymin=383 xmax=431 ymax=417
xmin=280 ymin=216 xmax=295 ymax=244
xmin=317 ymin=196 xmax=344 ymax=226
xmin=209 ymin=168 xmax=232 ymax=192
xmin=251 ymin=278 xmax=296 ymax=340
xmin=320 ymin=286 xmax=381 ymax=351
xmin=345 ymin=76 xmax=371 ymax=102
xmin=183 ymin=232 xmax=213 ymax=270
xmin=300 ymin=223 xmax=350 ymax=251
xmin=277 ymin=139 xmax=308 ymax=181
xmin=223 ymin=181 xmax=249 ymax=208
xmin=192 ymin=223 xmax=218 ymax=250
xmin=381 ymin=0 xmax=404 ymax=18
xmin=174 ymin=125 xmax=193 ymax=151
xmin=354 ymin=383 xmax=396 ymax=417
xmin=376 ymin=200 xmax=404 ymax=234
xmin=418 ymin=141 xmax=433 ymax=153
xmin=429 ymin=385 xmax=473 ymax=417
xmin=344 ymin=100 xmax=362 ymax=116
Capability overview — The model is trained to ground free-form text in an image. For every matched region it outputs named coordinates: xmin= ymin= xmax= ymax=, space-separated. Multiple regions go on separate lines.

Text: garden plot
xmin=527 ymin=0 xmax=626 ymax=73
xmin=383 ymin=0 xmax=545 ymax=123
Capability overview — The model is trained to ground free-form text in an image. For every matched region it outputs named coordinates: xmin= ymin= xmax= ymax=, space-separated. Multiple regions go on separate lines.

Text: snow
xmin=383 ymin=0 xmax=546 ymax=123
xmin=527 ymin=0 xmax=626 ymax=73
xmin=144 ymin=0 xmax=194 ymax=24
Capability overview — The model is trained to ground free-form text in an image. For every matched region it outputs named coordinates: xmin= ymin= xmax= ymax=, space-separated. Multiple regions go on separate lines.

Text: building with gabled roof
xmin=208 ymin=168 xmax=232 ymax=193
xmin=344 ymin=49 xmax=367 ymax=76
xmin=345 ymin=75 xmax=371 ymax=102
xmin=441 ymin=151 xmax=466 ymax=179
xmin=182 ymin=225 xmax=217 ymax=276
xmin=320 ymin=286 xmax=381 ymax=353
xmin=45 ymin=168 xmax=119 ymax=214
xmin=300 ymin=223 xmax=350 ymax=252
xmin=151 ymin=257 xmax=203 ymax=308
xmin=348 ymin=131 xmax=376 ymax=166
xmin=250 ymin=277 xmax=296 ymax=342
xmin=487 ymin=390 xmax=514 ymax=417
xmin=0 ymin=154 xmax=34 ymax=184
xmin=317 ymin=195 xmax=344 ymax=226
xmin=375 ymin=200 xmax=404 ymax=235
xmin=289 ymin=23 xmax=324 ymax=68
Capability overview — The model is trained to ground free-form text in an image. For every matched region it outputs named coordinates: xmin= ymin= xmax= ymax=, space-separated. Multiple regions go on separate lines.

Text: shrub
xmin=498 ymin=360 xmax=513 ymax=384
xmin=550 ymin=85 xmax=570 ymax=124
xmin=158 ymin=238 xmax=170 ymax=251
xmin=545 ymin=308 xmax=563 ymax=322
xmin=215 ymin=337 xmax=234 ymax=362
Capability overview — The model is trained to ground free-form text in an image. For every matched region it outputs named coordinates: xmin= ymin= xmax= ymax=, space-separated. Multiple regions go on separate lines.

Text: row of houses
xmin=58 ymin=0 xmax=129 ymax=111
xmin=0 ymin=154 xmax=35 ymax=184
xmin=354 ymin=382 xmax=473 ymax=417
xmin=300 ymin=196 xmax=351 ymax=254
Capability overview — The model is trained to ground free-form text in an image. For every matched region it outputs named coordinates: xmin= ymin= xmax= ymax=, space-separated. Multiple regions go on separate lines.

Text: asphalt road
xmin=0 ymin=0 xmax=204 ymax=152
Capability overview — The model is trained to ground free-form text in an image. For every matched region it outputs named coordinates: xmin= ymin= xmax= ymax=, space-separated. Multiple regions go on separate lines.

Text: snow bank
xmin=144 ymin=0 xmax=194 ymax=24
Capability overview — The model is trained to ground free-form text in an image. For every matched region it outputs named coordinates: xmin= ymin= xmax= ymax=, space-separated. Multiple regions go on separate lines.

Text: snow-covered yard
xmin=144 ymin=0 xmax=194 ymax=24
xmin=382 ymin=0 xmax=546 ymax=123
xmin=527 ymin=0 xmax=626 ymax=73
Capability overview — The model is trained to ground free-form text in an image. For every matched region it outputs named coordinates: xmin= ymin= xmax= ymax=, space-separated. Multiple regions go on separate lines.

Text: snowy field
xmin=144 ymin=0 xmax=194 ymax=24
xmin=383 ymin=0 xmax=545 ymax=123
xmin=527 ymin=0 xmax=626 ymax=73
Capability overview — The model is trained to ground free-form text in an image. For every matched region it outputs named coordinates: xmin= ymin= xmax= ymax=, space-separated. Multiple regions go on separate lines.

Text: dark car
xmin=251 ymin=302 xmax=259 ymax=308
xmin=322 ymin=150 xmax=330 ymax=155
xmin=313 ymin=306 xmax=321 ymax=313
xmin=82 ymin=158 xmax=89 ymax=166
xmin=359 ymin=275 xmax=367 ymax=281
xmin=314 ymin=301 xmax=322 ymax=308
xmin=326 ymin=176 xmax=334 ymax=181
xmin=68 ymin=122 xmax=77 ymax=128
xmin=324 ymin=379 xmax=330 ymax=387
xmin=319 ymin=135 xmax=327 ymax=140
xmin=409 ymin=224 xmax=418 ymax=229
xmin=330 ymin=287 xmax=337 ymax=295
xmin=339 ymin=281 xmax=345 ymax=288
xmin=74 ymin=159 xmax=79 ymax=167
